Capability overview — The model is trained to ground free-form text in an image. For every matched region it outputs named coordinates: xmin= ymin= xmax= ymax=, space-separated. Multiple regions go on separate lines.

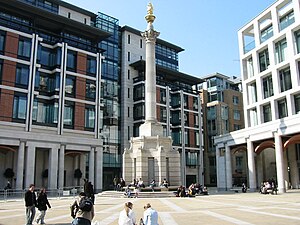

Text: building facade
xmin=198 ymin=73 xmax=244 ymax=186
xmin=0 ymin=0 xmax=121 ymax=191
xmin=120 ymin=26 xmax=204 ymax=187
xmin=214 ymin=0 xmax=300 ymax=193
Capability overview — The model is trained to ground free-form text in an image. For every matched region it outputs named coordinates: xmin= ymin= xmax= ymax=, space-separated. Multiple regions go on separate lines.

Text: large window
xmin=280 ymin=10 xmax=295 ymax=31
xmin=207 ymin=106 xmax=216 ymax=119
xmin=259 ymin=49 xmax=269 ymax=72
xmin=260 ymin=25 xmax=273 ymax=43
xmin=248 ymin=82 xmax=257 ymax=104
xmin=133 ymin=85 xmax=144 ymax=101
xmin=262 ymin=75 xmax=273 ymax=99
xmin=35 ymin=72 xmax=60 ymax=93
xmin=275 ymin=38 xmax=287 ymax=64
xmin=67 ymin=50 xmax=77 ymax=71
xmin=249 ymin=108 xmax=258 ymax=126
xmin=86 ymin=80 xmax=96 ymax=100
xmin=186 ymin=152 xmax=197 ymax=166
xmin=246 ymin=57 xmax=254 ymax=78
xmin=15 ymin=64 xmax=29 ymax=88
xmin=295 ymin=30 xmax=300 ymax=54
xmin=279 ymin=67 xmax=292 ymax=92
xmin=18 ymin=37 xmax=31 ymax=59
xmin=85 ymin=106 xmax=95 ymax=129
xmin=87 ymin=56 xmax=96 ymax=75
xmin=64 ymin=101 xmax=74 ymax=127
xmin=263 ymin=104 xmax=272 ymax=123
xmin=233 ymin=110 xmax=241 ymax=120
xmin=0 ymin=31 xmax=5 ymax=53
xmin=65 ymin=75 xmax=75 ymax=97
xmin=294 ymin=94 xmax=300 ymax=114
xmin=39 ymin=46 xmax=61 ymax=69
xmin=32 ymin=99 xmax=58 ymax=125
xmin=133 ymin=103 xmax=144 ymax=120
xmin=278 ymin=98 xmax=288 ymax=119
xmin=13 ymin=93 xmax=27 ymax=120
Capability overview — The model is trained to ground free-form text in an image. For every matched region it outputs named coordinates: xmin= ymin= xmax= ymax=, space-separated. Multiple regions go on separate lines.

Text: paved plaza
xmin=1 ymin=190 xmax=300 ymax=225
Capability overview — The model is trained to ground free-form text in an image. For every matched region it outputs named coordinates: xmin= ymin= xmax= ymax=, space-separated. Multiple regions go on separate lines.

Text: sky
xmin=65 ymin=0 xmax=276 ymax=78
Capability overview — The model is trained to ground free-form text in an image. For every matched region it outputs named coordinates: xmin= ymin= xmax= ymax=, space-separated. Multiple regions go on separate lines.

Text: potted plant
xmin=74 ymin=168 xmax=82 ymax=186
xmin=3 ymin=168 xmax=14 ymax=179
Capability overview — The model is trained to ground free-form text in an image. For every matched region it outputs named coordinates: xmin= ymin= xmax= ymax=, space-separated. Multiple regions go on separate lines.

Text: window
xmin=207 ymin=106 xmax=216 ymax=119
xmin=259 ymin=49 xmax=269 ymax=72
xmin=275 ymin=38 xmax=287 ymax=64
xmin=127 ymin=69 xmax=130 ymax=80
xmin=32 ymin=99 xmax=58 ymax=125
xmin=249 ymin=108 xmax=258 ymax=126
xmin=87 ymin=57 xmax=96 ymax=75
xmin=160 ymin=90 xmax=166 ymax=103
xmin=67 ymin=50 xmax=77 ymax=71
xmin=233 ymin=110 xmax=240 ymax=120
xmin=160 ymin=106 xmax=167 ymax=123
xmin=233 ymin=96 xmax=239 ymax=105
xmin=295 ymin=30 xmax=300 ymax=54
xmin=262 ymin=75 xmax=273 ymax=99
xmin=13 ymin=93 xmax=27 ymax=120
xmin=86 ymin=80 xmax=96 ymax=100
xmin=68 ymin=12 xmax=71 ymax=18
xmin=0 ymin=31 xmax=5 ymax=53
xmin=128 ymin=88 xmax=130 ymax=98
xmin=278 ymin=98 xmax=288 ymax=119
xmin=279 ymin=10 xmax=295 ymax=31
xmin=246 ymin=57 xmax=254 ymax=78
xmin=15 ymin=64 xmax=29 ymax=88
xmin=186 ymin=152 xmax=197 ymax=166
xmin=263 ymin=104 xmax=272 ymax=123
xmin=127 ymin=52 xmax=130 ymax=61
xmin=294 ymin=94 xmax=300 ymax=114
xmin=128 ymin=34 xmax=130 ymax=44
xmin=133 ymin=85 xmax=144 ymax=101
xmin=128 ymin=107 xmax=130 ymax=117
xmin=236 ymin=156 xmax=243 ymax=172
xmin=65 ymin=75 xmax=75 ymax=97
xmin=140 ymin=39 xmax=143 ymax=48
xmin=18 ymin=37 xmax=31 ymax=59
xmin=233 ymin=124 xmax=241 ymax=131
xmin=38 ymin=46 xmax=61 ymax=69
xmin=133 ymin=103 xmax=144 ymax=120
xmin=64 ymin=101 xmax=74 ymax=127
xmin=248 ymin=82 xmax=257 ymax=104
xmin=260 ymin=25 xmax=273 ymax=43
xmin=35 ymin=72 xmax=60 ymax=93
xmin=279 ymin=67 xmax=292 ymax=92
xmin=85 ymin=106 xmax=95 ymax=129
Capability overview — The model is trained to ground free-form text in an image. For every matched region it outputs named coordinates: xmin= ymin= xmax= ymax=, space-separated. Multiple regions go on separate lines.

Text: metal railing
xmin=0 ymin=186 xmax=83 ymax=202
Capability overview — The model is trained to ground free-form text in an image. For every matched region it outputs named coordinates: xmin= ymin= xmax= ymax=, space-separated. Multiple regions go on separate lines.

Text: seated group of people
xmin=259 ymin=179 xmax=277 ymax=194
xmin=175 ymin=183 xmax=208 ymax=197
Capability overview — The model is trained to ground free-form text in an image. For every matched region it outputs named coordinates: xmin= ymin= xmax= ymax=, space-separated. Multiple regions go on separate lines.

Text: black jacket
xmin=37 ymin=193 xmax=51 ymax=211
xmin=25 ymin=190 xmax=37 ymax=207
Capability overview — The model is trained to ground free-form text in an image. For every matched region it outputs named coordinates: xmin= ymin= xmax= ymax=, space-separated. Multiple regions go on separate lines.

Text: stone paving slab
xmin=1 ymin=190 xmax=300 ymax=225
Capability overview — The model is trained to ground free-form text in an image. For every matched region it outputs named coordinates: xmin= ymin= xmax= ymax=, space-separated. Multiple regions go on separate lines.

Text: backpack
xmin=78 ymin=198 xmax=93 ymax=212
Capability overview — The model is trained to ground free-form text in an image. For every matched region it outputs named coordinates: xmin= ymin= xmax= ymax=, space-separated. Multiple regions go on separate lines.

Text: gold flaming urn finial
xmin=145 ymin=2 xmax=156 ymax=23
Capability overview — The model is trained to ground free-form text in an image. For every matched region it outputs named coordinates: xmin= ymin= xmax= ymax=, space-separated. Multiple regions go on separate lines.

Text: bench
xmin=230 ymin=187 xmax=248 ymax=193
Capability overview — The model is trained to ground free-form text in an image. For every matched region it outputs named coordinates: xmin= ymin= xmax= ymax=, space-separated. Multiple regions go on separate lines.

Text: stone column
xmin=25 ymin=143 xmax=36 ymax=188
xmin=58 ymin=144 xmax=65 ymax=189
xmin=247 ymin=138 xmax=257 ymax=192
xmin=48 ymin=146 xmax=58 ymax=189
xmin=16 ymin=140 xmax=25 ymax=190
xmin=95 ymin=146 xmax=103 ymax=192
xmin=256 ymin=153 xmax=264 ymax=187
xmin=274 ymin=131 xmax=286 ymax=193
xmin=225 ymin=144 xmax=232 ymax=189
xmin=216 ymin=147 xmax=220 ymax=189
xmin=89 ymin=147 xmax=95 ymax=185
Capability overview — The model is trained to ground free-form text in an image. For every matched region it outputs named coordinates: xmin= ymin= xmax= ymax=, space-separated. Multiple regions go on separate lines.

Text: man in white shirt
xmin=142 ymin=203 xmax=158 ymax=225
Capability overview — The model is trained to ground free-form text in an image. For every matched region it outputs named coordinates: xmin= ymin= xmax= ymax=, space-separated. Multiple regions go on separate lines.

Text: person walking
xmin=24 ymin=184 xmax=37 ymax=225
xmin=118 ymin=202 xmax=137 ymax=225
xmin=142 ymin=203 xmax=159 ymax=225
xmin=36 ymin=187 xmax=51 ymax=224
xmin=70 ymin=192 xmax=94 ymax=225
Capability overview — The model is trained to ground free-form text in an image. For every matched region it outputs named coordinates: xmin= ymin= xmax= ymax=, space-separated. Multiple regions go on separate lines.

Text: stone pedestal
xmin=123 ymin=135 xmax=181 ymax=186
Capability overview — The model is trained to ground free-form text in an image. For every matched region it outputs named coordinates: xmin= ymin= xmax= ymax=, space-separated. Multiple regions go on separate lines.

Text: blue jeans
xmin=25 ymin=206 xmax=36 ymax=225
xmin=72 ymin=217 xmax=91 ymax=225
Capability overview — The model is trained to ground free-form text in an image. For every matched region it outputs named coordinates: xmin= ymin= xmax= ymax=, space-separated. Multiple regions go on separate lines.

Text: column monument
xmin=123 ymin=3 xmax=181 ymax=187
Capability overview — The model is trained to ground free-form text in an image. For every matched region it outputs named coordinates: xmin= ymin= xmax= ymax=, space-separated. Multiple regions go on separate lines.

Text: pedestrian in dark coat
xmin=36 ymin=188 xmax=51 ymax=224
xmin=24 ymin=184 xmax=37 ymax=225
